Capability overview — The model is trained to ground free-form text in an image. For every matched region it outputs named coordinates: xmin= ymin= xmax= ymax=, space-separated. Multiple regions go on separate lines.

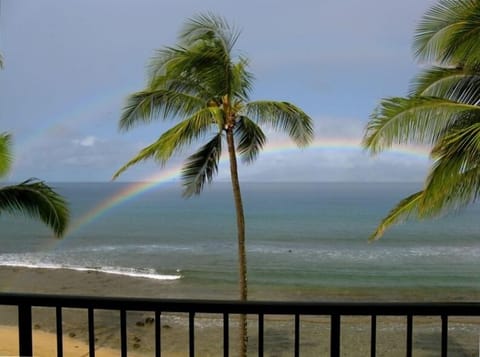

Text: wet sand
xmin=2 ymin=265 xmax=480 ymax=301
xmin=1 ymin=267 xmax=480 ymax=356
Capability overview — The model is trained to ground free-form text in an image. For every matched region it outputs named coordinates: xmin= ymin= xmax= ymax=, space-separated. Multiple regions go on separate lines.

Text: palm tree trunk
xmin=226 ymin=128 xmax=248 ymax=356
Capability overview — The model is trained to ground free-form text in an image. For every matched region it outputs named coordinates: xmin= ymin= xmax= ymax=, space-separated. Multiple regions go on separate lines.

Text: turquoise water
xmin=1 ymin=182 xmax=480 ymax=300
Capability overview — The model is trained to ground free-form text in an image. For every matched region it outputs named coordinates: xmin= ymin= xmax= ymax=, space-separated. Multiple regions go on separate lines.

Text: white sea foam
xmin=0 ymin=261 xmax=181 ymax=281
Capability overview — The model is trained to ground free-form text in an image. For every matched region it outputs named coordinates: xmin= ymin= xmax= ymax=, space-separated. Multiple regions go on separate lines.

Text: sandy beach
xmin=1 ymin=267 xmax=480 ymax=356
xmin=0 ymin=325 xmax=148 ymax=357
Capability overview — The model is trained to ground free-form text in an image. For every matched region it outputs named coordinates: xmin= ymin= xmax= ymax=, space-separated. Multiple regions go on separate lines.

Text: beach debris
xmin=69 ymin=332 xmax=76 ymax=338
xmin=135 ymin=321 xmax=145 ymax=327
xmin=162 ymin=324 xmax=171 ymax=329
xmin=33 ymin=324 xmax=41 ymax=330
xmin=133 ymin=336 xmax=141 ymax=343
xmin=133 ymin=343 xmax=141 ymax=349
xmin=145 ymin=317 xmax=154 ymax=324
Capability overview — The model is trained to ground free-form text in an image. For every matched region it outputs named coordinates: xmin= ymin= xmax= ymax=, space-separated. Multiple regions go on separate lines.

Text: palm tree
xmin=0 ymin=133 xmax=69 ymax=237
xmin=363 ymin=0 xmax=480 ymax=240
xmin=113 ymin=13 xmax=313 ymax=354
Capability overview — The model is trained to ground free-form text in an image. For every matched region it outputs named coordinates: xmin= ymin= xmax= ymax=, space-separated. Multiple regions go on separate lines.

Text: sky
xmin=0 ymin=0 xmax=436 ymax=183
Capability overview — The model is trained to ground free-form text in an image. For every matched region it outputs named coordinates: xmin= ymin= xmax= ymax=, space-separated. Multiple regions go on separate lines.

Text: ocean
xmin=1 ymin=181 xmax=480 ymax=301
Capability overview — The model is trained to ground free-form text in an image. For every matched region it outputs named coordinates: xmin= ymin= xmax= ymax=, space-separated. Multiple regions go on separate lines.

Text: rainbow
xmin=65 ymin=137 xmax=430 ymax=237
xmin=66 ymin=165 xmax=182 ymax=236
xmin=13 ymin=87 xmax=127 ymax=165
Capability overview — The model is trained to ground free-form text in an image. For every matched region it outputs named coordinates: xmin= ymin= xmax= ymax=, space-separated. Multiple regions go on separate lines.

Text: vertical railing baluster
xmin=56 ymin=306 xmax=63 ymax=357
xmin=18 ymin=304 xmax=33 ymax=357
xmin=155 ymin=311 xmax=161 ymax=357
xmin=370 ymin=315 xmax=376 ymax=357
xmin=258 ymin=313 xmax=264 ymax=357
xmin=223 ymin=313 xmax=229 ymax=357
xmin=294 ymin=314 xmax=300 ymax=357
xmin=189 ymin=312 xmax=195 ymax=357
xmin=441 ymin=315 xmax=448 ymax=357
xmin=330 ymin=314 xmax=340 ymax=357
xmin=120 ymin=309 xmax=127 ymax=357
xmin=88 ymin=307 xmax=95 ymax=357
xmin=406 ymin=315 xmax=413 ymax=357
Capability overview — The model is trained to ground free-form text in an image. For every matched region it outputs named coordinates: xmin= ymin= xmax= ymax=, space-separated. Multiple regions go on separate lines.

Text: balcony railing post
xmin=88 ymin=307 xmax=95 ymax=357
xmin=441 ymin=315 xmax=448 ymax=357
xmin=294 ymin=314 xmax=300 ymax=357
xmin=406 ymin=315 xmax=413 ymax=357
xmin=223 ymin=313 xmax=229 ymax=357
xmin=331 ymin=314 xmax=340 ymax=357
xmin=370 ymin=315 xmax=376 ymax=357
xmin=189 ymin=311 xmax=195 ymax=357
xmin=56 ymin=306 xmax=63 ymax=357
xmin=155 ymin=310 xmax=161 ymax=357
xmin=120 ymin=309 xmax=127 ymax=357
xmin=258 ymin=313 xmax=264 ymax=357
xmin=18 ymin=303 xmax=33 ymax=357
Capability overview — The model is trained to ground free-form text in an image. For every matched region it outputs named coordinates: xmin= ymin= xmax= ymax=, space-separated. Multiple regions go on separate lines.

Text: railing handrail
xmin=2 ymin=292 xmax=480 ymax=316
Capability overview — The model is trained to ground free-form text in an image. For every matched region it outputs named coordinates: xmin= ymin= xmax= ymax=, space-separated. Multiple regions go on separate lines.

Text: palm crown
xmin=363 ymin=0 xmax=480 ymax=240
xmin=113 ymin=13 xmax=313 ymax=194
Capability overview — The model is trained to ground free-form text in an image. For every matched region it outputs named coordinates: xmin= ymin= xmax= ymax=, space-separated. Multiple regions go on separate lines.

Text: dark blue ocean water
xmin=1 ymin=182 xmax=480 ymax=300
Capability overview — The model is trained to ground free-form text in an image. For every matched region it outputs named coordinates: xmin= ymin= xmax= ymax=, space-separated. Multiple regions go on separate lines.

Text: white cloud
xmin=73 ymin=136 xmax=97 ymax=147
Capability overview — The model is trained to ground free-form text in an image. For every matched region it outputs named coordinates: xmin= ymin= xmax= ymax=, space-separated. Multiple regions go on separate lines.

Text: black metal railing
xmin=1 ymin=293 xmax=480 ymax=356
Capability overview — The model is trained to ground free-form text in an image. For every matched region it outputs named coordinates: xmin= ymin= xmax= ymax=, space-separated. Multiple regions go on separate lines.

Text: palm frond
xmin=114 ymin=108 xmax=220 ymax=180
xmin=419 ymin=123 xmax=480 ymax=214
xmin=178 ymin=41 xmax=232 ymax=98
xmin=177 ymin=13 xmax=249 ymax=100
xmin=235 ymin=116 xmax=266 ymax=164
xmin=181 ymin=133 xmax=222 ymax=197
xmin=414 ymin=65 xmax=480 ymax=100
xmin=414 ymin=0 xmax=480 ymax=64
xmin=0 ymin=133 xmax=12 ymax=177
xmin=152 ymin=41 xmax=234 ymax=102
xmin=0 ymin=179 xmax=69 ymax=237
xmin=410 ymin=66 xmax=464 ymax=95
xmin=148 ymin=45 xmax=227 ymax=100
xmin=412 ymin=67 xmax=480 ymax=106
xmin=179 ymin=13 xmax=240 ymax=54
xmin=231 ymin=57 xmax=254 ymax=102
xmin=112 ymin=142 xmax=162 ymax=180
xmin=363 ymin=96 xmax=480 ymax=154
xmin=369 ymin=191 xmax=424 ymax=241
xmin=147 ymin=46 xmax=183 ymax=84
xmin=242 ymin=101 xmax=313 ymax=147
xmin=119 ymin=89 xmax=204 ymax=131
xmin=422 ymin=165 xmax=480 ymax=217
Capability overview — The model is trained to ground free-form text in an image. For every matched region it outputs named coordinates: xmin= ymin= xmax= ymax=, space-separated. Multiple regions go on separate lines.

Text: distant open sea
xmin=1 ymin=181 xmax=480 ymax=301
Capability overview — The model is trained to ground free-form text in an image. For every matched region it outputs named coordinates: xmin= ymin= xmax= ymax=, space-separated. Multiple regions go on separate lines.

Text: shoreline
xmin=1 ymin=265 xmax=480 ymax=301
